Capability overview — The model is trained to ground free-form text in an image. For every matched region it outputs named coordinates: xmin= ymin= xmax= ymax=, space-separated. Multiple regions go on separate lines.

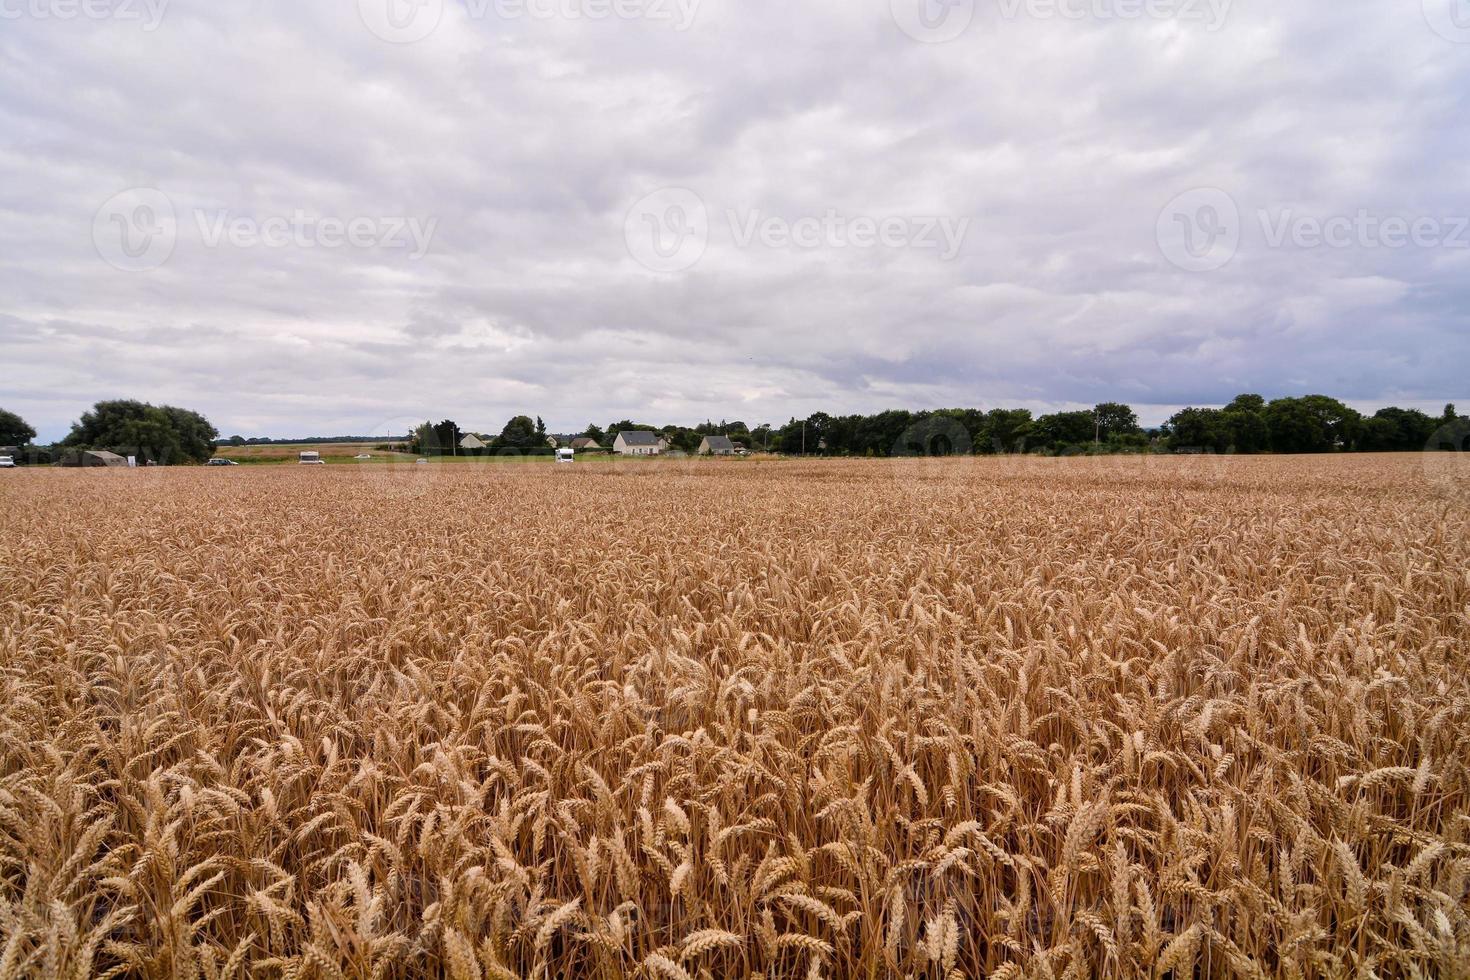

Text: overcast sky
xmin=2 ymin=0 xmax=1468 ymax=441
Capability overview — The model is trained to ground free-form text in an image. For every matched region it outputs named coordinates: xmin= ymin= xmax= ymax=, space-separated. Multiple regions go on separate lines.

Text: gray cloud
xmin=2 ymin=0 xmax=1468 ymax=441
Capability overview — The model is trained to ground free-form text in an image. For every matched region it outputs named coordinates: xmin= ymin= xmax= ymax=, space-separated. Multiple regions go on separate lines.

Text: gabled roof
xmin=459 ymin=434 xmax=487 ymax=449
xmin=571 ymin=437 xmax=601 ymax=448
xmin=616 ymin=430 xmax=660 ymax=446
xmin=702 ymin=435 xmax=736 ymax=450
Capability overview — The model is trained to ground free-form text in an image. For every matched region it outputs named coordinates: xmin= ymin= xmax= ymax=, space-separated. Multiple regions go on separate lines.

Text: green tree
xmin=1358 ymin=407 xmax=1437 ymax=452
xmin=409 ymin=421 xmax=434 ymax=455
xmin=582 ymin=424 xmax=606 ymax=444
xmin=893 ymin=412 xmax=972 ymax=456
xmin=1225 ymin=393 xmax=1266 ymax=414
xmin=162 ymin=405 xmax=219 ymax=463
xmin=1265 ymin=396 xmax=1361 ymax=453
xmin=1222 ymin=410 xmax=1267 ymax=453
xmin=498 ymin=415 xmax=540 ymax=450
xmin=775 ymin=417 xmax=806 ymax=454
xmin=1219 ymin=394 xmax=1269 ymax=453
xmin=1093 ymin=402 xmax=1140 ymax=440
xmin=981 ymin=409 xmax=1033 ymax=454
xmin=62 ymin=399 xmax=217 ymax=464
xmin=1163 ymin=407 xmax=1229 ymax=453
xmin=0 ymin=408 xmax=37 ymax=447
xmin=430 ymin=420 xmax=462 ymax=455
xmin=1033 ymin=411 xmax=1096 ymax=451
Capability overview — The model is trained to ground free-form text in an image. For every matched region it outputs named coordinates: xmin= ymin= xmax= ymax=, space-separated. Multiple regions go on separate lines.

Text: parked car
xmin=206 ymin=458 xmax=239 ymax=466
xmin=416 ymin=458 xmax=429 ymax=465
xmin=299 ymin=451 xmax=325 ymax=465
xmin=0 ymin=456 xmax=15 ymax=468
xmin=354 ymin=453 xmax=373 ymax=459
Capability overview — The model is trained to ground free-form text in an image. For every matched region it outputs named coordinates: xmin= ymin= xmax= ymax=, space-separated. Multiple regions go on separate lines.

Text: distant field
xmin=2 ymin=456 xmax=1467 ymax=978
xmin=213 ymin=442 xmax=415 ymax=463
xmin=213 ymin=444 xmax=736 ymax=465
xmin=213 ymin=443 xmax=562 ymax=464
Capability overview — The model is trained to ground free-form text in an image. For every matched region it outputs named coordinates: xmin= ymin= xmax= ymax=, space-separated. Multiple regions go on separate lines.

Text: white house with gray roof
xmin=612 ymin=430 xmax=665 ymax=455
xmin=698 ymin=435 xmax=737 ymax=456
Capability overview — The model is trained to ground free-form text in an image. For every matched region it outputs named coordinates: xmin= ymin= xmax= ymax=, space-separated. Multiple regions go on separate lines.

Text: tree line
xmin=2 ymin=395 xmax=1466 ymax=466
xmin=559 ymin=396 xmax=1469 ymax=457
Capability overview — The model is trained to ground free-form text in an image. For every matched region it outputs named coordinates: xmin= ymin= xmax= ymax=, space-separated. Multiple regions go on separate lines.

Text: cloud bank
xmin=2 ymin=0 xmax=1468 ymax=440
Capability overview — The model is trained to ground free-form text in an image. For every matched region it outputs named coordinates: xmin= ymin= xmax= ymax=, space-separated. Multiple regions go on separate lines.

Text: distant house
xmin=459 ymin=434 xmax=487 ymax=451
xmin=613 ymin=431 xmax=664 ymax=456
xmin=698 ymin=435 xmax=738 ymax=456
xmin=571 ymin=437 xmax=602 ymax=451
xmin=61 ymin=450 xmax=128 ymax=468
xmin=546 ymin=436 xmax=560 ymax=449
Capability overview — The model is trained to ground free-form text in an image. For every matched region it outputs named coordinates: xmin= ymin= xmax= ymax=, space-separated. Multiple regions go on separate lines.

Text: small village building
xmin=61 ymin=450 xmax=129 ymax=467
xmin=698 ymin=435 xmax=738 ymax=456
xmin=613 ymin=431 xmax=663 ymax=456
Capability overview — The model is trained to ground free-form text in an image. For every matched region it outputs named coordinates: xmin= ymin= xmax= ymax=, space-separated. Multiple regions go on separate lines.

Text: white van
xmin=0 ymin=456 xmax=15 ymax=469
xmin=299 ymin=451 xmax=325 ymax=465
xmin=556 ymin=447 xmax=575 ymax=464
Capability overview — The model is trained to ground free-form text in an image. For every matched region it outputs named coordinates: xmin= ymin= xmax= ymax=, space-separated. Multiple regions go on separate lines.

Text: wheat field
xmin=1 ymin=455 xmax=1467 ymax=979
